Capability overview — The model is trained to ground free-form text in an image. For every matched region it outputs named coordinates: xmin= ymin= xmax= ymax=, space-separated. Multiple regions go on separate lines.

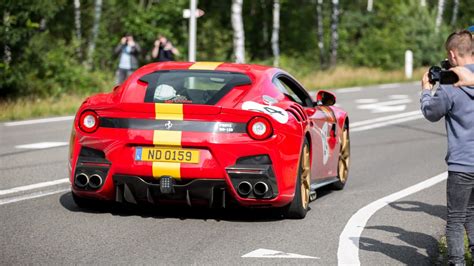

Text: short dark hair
xmin=445 ymin=30 xmax=472 ymax=57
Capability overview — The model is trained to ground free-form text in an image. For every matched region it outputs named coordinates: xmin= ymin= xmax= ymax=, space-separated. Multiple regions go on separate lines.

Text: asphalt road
xmin=0 ymin=82 xmax=449 ymax=265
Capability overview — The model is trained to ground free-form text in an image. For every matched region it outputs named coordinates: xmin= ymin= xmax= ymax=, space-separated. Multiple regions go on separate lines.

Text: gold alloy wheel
xmin=301 ymin=144 xmax=311 ymax=209
xmin=338 ymin=127 xmax=350 ymax=183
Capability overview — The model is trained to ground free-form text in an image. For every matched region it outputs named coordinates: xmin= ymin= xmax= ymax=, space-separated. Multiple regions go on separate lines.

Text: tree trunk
xmin=86 ymin=0 xmax=103 ymax=69
xmin=450 ymin=0 xmax=459 ymax=26
xmin=367 ymin=0 xmax=373 ymax=12
xmin=271 ymin=0 xmax=280 ymax=67
xmin=231 ymin=0 xmax=245 ymax=63
xmin=3 ymin=11 xmax=11 ymax=65
xmin=74 ymin=0 xmax=82 ymax=60
xmin=329 ymin=0 xmax=339 ymax=67
xmin=316 ymin=0 xmax=325 ymax=68
xmin=434 ymin=0 xmax=444 ymax=33
xmin=260 ymin=0 xmax=269 ymax=50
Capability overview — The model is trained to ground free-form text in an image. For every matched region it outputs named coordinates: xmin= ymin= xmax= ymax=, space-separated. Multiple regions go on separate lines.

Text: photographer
xmin=151 ymin=35 xmax=179 ymax=62
xmin=114 ymin=34 xmax=141 ymax=84
xmin=420 ymin=30 xmax=474 ymax=265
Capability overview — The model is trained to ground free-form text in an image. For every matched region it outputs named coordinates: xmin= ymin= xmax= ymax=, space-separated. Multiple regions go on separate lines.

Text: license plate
xmin=135 ymin=147 xmax=200 ymax=164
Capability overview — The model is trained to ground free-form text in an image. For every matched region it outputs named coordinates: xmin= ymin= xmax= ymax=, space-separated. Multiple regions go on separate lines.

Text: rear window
xmin=138 ymin=70 xmax=251 ymax=105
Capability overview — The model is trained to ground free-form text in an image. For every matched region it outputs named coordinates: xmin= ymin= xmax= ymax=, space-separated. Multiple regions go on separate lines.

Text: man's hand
xmin=421 ymin=72 xmax=433 ymax=91
xmin=121 ymin=37 xmax=127 ymax=45
xmin=451 ymin=66 xmax=474 ymax=87
xmin=127 ymin=36 xmax=135 ymax=47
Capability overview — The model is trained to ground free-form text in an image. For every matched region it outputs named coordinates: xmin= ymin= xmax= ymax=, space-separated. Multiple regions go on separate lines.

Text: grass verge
xmin=0 ymin=94 xmax=86 ymax=121
xmin=296 ymin=66 xmax=426 ymax=90
xmin=438 ymin=234 xmax=472 ymax=264
xmin=0 ymin=65 xmax=427 ymax=121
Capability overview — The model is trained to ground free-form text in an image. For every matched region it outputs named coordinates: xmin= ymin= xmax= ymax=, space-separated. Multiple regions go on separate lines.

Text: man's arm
xmin=420 ymin=72 xmax=452 ymax=122
xmin=451 ymin=66 xmax=474 ymax=87
xmin=114 ymin=44 xmax=125 ymax=55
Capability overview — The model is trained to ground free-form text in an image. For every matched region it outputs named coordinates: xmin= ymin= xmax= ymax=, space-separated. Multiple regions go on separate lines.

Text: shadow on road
xmin=389 ymin=201 xmax=446 ymax=221
xmin=357 ymin=201 xmax=446 ymax=264
xmin=59 ymin=192 xmax=292 ymax=222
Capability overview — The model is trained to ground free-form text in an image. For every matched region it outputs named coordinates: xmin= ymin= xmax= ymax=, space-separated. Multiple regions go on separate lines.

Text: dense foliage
xmin=1 ymin=0 xmax=472 ymax=98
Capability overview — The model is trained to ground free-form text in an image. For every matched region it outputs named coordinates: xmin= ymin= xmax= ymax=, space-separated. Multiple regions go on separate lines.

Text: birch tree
xmin=450 ymin=0 xmax=459 ymax=26
xmin=434 ymin=0 xmax=444 ymax=33
xmin=86 ymin=0 xmax=103 ymax=68
xmin=329 ymin=0 xmax=339 ymax=67
xmin=271 ymin=0 xmax=280 ymax=67
xmin=367 ymin=0 xmax=373 ymax=12
xmin=231 ymin=0 xmax=245 ymax=63
xmin=3 ymin=11 xmax=11 ymax=65
xmin=316 ymin=0 xmax=325 ymax=68
xmin=74 ymin=0 xmax=82 ymax=60
xmin=260 ymin=0 xmax=269 ymax=49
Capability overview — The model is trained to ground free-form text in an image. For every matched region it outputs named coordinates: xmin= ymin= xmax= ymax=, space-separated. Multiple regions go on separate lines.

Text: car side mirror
xmin=315 ymin=90 xmax=336 ymax=106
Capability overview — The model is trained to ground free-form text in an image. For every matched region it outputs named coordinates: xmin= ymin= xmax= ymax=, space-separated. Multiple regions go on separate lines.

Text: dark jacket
xmin=114 ymin=43 xmax=141 ymax=69
xmin=420 ymin=64 xmax=474 ymax=172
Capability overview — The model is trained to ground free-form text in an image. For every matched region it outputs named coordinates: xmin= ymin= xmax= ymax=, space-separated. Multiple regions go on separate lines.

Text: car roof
xmin=133 ymin=61 xmax=277 ymax=79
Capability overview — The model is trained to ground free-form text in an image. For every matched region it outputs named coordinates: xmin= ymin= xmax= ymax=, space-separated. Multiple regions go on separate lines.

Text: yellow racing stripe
xmin=152 ymin=103 xmax=184 ymax=179
xmin=188 ymin=62 xmax=223 ymax=70
xmin=155 ymin=103 xmax=183 ymax=120
xmin=153 ymin=130 xmax=182 ymax=146
xmin=152 ymin=162 xmax=181 ymax=179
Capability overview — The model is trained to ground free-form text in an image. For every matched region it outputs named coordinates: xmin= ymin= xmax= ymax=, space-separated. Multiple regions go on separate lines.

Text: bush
xmin=0 ymin=32 xmax=113 ymax=98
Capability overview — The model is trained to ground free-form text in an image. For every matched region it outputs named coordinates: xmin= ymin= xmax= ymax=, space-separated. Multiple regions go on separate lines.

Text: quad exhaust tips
xmin=75 ymin=173 xmax=89 ymax=188
xmin=74 ymin=173 xmax=104 ymax=189
xmin=253 ymin=181 xmax=269 ymax=196
xmin=236 ymin=181 xmax=269 ymax=197
xmin=237 ymin=181 xmax=252 ymax=196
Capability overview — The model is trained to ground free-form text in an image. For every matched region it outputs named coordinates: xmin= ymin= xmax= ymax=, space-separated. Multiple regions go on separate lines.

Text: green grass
xmin=0 ymin=94 xmax=86 ymax=121
xmin=438 ymin=234 xmax=472 ymax=264
xmin=0 ymin=65 xmax=428 ymax=121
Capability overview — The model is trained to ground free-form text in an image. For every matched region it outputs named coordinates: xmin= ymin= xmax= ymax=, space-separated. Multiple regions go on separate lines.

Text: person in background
xmin=114 ymin=34 xmax=141 ymax=84
xmin=420 ymin=30 xmax=474 ymax=266
xmin=151 ymin=35 xmax=179 ymax=62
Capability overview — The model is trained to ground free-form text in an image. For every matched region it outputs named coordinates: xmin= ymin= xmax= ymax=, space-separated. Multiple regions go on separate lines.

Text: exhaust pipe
xmin=88 ymin=174 xmax=103 ymax=189
xmin=253 ymin=182 xmax=269 ymax=197
xmin=237 ymin=181 xmax=252 ymax=196
xmin=75 ymin=173 xmax=89 ymax=188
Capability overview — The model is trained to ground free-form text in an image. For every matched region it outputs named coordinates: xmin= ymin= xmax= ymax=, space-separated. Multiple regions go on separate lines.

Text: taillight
xmin=78 ymin=110 xmax=100 ymax=133
xmin=247 ymin=117 xmax=273 ymax=140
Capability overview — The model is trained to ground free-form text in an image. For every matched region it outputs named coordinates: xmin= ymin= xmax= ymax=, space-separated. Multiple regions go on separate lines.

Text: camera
xmin=428 ymin=59 xmax=459 ymax=85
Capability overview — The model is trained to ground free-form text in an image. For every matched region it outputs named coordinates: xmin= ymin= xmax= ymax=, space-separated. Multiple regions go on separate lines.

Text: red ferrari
xmin=69 ymin=62 xmax=350 ymax=219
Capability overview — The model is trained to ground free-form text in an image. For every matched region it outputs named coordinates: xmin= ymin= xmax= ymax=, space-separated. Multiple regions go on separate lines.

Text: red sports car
xmin=69 ymin=62 xmax=350 ymax=219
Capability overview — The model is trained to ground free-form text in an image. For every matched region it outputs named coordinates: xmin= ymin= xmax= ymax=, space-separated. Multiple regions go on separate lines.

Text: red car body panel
xmin=69 ymin=62 xmax=349 ymax=208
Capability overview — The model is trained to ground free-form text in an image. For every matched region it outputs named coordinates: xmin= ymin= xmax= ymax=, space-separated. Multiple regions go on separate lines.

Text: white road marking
xmin=354 ymin=99 xmax=378 ymax=104
xmin=351 ymin=113 xmax=424 ymax=132
xmin=4 ymin=116 xmax=74 ymax=127
xmin=351 ymin=110 xmax=421 ymax=128
xmin=389 ymin=94 xmax=409 ymax=99
xmin=0 ymin=188 xmax=70 ymax=206
xmin=378 ymin=83 xmax=400 ymax=89
xmin=334 ymin=87 xmax=362 ymax=94
xmin=357 ymin=98 xmax=412 ymax=113
xmin=337 ymin=172 xmax=448 ymax=265
xmin=0 ymin=178 xmax=68 ymax=196
xmin=242 ymin=248 xmax=319 ymax=259
xmin=15 ymin=142 xmax=68 ymax=149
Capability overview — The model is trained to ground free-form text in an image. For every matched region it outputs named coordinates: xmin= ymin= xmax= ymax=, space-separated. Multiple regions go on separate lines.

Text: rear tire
xmin=283 ymin=139 xmax=311 ymax=219
xmin=332 ymin=123 xmax=350 ymax=190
